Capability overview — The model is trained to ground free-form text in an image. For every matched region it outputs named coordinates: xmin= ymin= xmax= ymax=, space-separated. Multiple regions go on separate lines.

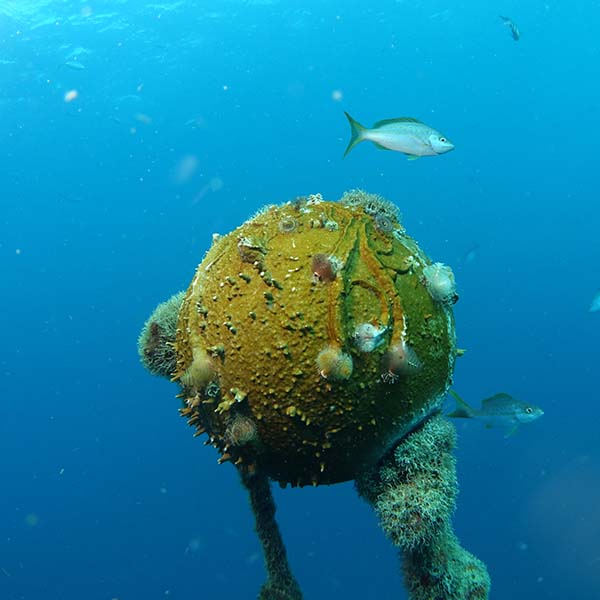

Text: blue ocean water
xmin=2 ymin=1 xmax=599 ymax=599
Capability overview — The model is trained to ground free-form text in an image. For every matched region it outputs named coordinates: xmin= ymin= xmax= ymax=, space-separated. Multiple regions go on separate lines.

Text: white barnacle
xmin=352 ymin=323 xmax=387 ymax=352
xmin=422 ymin=262 xmax=458 ymax=305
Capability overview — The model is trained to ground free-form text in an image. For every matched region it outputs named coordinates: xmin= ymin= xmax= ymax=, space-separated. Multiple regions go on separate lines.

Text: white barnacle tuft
xmin=352 ymin=323 xmax=387 ymax=352
xmin=422 ymin=262 xmax=458 ymax=305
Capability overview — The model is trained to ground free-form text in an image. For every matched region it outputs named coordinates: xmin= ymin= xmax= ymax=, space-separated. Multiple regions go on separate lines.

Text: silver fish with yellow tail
xmin=343 ymin=112 xmax=454 ymax=160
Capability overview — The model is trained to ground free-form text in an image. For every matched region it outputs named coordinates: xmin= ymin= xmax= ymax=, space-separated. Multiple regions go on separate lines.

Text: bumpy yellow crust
xmin=173 ymin=195 xmax=456 ymax=485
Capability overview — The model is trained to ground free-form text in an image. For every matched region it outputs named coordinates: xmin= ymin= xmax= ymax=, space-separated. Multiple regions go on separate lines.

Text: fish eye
xmin=525 ymin=407 xmax=533 ymax=414
xmin=439 ymin=137 xmax=447 ymax=143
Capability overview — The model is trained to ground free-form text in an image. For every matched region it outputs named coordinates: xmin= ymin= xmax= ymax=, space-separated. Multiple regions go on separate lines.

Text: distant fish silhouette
xmin=59 ymin=60 xmax=86 ymax=71
xmin=499 ymin=15 xmax=520 ymax=41
xmin=462 ymin=243 xmax=479 ymax=266
xmin=589 ymin=289 xmax=600 ymax=313
xmin=65 ymin=46 xmax=92 ymax=60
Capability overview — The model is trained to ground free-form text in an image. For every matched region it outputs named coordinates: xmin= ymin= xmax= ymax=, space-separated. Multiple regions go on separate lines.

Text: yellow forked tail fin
xmin=343 ymin=112 xmax=367 ymax=157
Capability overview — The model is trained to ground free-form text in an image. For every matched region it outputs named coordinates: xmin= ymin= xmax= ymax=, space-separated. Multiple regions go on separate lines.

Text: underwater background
xmin=1 ymin=1 xmax=599 ymax=598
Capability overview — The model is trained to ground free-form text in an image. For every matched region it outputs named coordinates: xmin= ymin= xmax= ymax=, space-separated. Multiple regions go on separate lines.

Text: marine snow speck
xmin=343 ymin=112 xmax=454 ymax=159
xmin=447 ymin=390 xmax=543 ymax=437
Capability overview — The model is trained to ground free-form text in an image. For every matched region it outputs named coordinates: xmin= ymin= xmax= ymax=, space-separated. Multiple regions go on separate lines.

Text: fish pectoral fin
xmin=406 ymin=154 xmax=420 ymax=161
xmin=504 ymin=424 xmax=519 ymax=438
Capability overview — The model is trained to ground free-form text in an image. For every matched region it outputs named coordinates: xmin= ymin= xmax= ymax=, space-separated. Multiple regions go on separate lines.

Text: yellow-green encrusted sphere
xmin=172 ymin=191 xmax=457 ymax=486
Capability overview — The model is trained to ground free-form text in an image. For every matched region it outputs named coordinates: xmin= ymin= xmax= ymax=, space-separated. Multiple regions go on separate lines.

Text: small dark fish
xmin=447 ymin=390 xmax=543 ymax=437
xmin=499 ymin=15 xmax=520 ymax=41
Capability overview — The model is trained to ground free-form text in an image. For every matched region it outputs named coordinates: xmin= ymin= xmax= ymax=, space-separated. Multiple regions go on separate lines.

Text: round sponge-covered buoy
xmin=166 ymin=191 xmax=457 ymax=485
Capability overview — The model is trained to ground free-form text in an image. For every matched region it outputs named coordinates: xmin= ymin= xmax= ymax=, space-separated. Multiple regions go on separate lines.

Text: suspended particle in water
xmin=64 ymin=89 xmax=78 ymax=103
xmin=172 ymin=154 xmax=199 ymax=185
xmin=24 ymin=513 xmax=39 ymax=527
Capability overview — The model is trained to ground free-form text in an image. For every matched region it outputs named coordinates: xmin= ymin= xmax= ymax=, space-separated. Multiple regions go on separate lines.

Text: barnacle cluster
xmin=137 ymin=291 xmax=184 ymax=378
xmin=341 ymin=188 xmax=401 ymax=220
xmin=357 ymin=416 xmax=490 ymax=600
xmin=316 ymin=346 xmax=354 ymax=380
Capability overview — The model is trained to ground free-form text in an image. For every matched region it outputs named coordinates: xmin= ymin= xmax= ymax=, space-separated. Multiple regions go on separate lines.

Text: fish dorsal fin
xmin=373 ymin=117 xmax=422 ymax=128
xmin=482 ymin=392 xmax=514 ymax=408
